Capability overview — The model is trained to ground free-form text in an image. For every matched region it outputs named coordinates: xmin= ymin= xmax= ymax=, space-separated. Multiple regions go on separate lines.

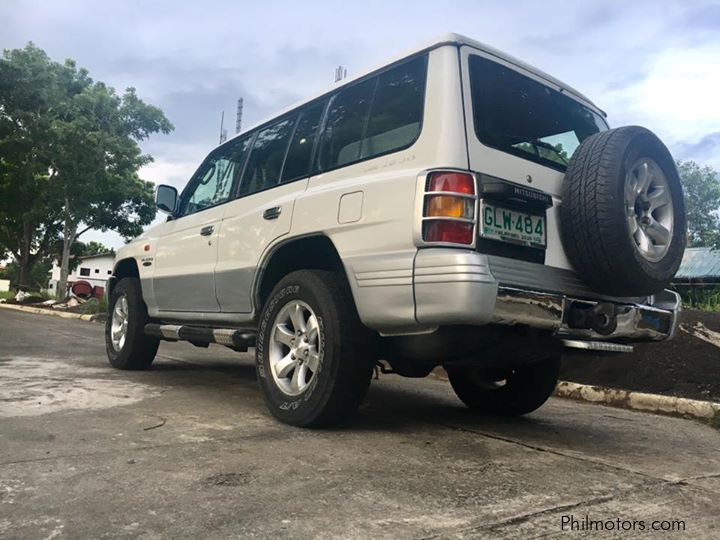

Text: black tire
xmin=256 ymin=270 xmax=375 ymax=427
xmin=560 ymin=126 xmax=686 ymax=296
xmin=446 ymin=356 xmax=561 ymax=416
xmin=105 ymin=277 xmax=159 ymax=370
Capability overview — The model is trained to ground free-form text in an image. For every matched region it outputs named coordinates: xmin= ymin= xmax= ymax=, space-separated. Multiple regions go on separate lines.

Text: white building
xmin=48 ymin=253 xmax=115 ymax=296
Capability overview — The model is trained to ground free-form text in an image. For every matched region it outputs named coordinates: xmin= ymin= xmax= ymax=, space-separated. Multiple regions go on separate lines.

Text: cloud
xmin=674 ymin=133 xmax=720 ymax=170
xmin=605 ymin=44 xmax=720 ymax=169
xmin=2 ymin=0 xmax=720 ymax=248
xmin=677 ymin=133 xmax=720 ymax=156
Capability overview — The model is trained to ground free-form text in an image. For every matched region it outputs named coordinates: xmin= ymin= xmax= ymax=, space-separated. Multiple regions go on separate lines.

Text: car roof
xmin=227 ymin=33 xmax=602 ymax=146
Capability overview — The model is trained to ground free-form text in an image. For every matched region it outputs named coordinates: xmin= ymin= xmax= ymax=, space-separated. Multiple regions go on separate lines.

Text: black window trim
xmin=173 ymin=50 xmax=430 ymax=216
xmin=229 ymin=98 xmax=332 ymax=201
xmin=467 ymin=52 xmax=608 ymax=173
xmin=279 ymin=97 xmax=330 ymax=185
xmin=315 ymin=53 xmax=429 ymax=175
xmin=277 ymin=112 xmax=303 ymax=184
xmin=234 ymin=112 xmax=301 ymax=199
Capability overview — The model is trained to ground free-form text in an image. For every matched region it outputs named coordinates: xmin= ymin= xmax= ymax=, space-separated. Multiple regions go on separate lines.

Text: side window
xmin=281 ymin=100 xmax=326 ymax=183
xmin=317 ymin=54 xmax=427 ymax=171
xmin=317 ymin=78 xmax=376 ymax=170
xmin=363 ymin=55 xmax=426 ymax=159
xmin=79 ymin=267 xmax=90 ymax=277
xmin=238 ymin=116 xmax=296 ymax=197
xmin=181 ymin=135 xmax=252 ymax=216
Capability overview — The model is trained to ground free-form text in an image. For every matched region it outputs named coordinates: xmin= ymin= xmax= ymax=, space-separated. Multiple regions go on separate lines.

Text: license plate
xmin=480 ymin=201 xmax=546 ymax=248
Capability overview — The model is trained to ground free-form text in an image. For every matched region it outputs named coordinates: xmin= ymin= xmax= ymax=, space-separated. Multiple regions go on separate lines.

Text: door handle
xmin=200 ymin=225 xmax=214 ymax=236
xmin=263 ymin=206 xmax=282 ymax=220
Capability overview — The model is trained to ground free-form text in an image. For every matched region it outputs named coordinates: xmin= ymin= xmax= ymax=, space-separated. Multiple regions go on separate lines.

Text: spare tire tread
xmin=560 ymin=126 xmax=685 ymax=296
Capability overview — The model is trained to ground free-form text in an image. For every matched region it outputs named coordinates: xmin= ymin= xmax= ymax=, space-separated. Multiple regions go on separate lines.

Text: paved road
xmin=1 ymin=308 xmax=719 ymax=539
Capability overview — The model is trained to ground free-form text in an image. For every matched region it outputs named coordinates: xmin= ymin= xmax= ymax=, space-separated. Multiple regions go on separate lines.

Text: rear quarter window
xmin=317 ymin=54 xmax=427 ymax=171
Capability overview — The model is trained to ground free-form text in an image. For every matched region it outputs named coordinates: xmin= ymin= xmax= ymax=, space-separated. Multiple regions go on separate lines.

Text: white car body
xmin=111 ymin=34 xmax=679 ymax=344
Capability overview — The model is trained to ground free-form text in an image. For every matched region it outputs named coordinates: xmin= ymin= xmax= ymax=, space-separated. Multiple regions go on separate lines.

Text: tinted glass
xmin=281 ymin=100 xmax=326 ymax=183
xmin=317 ymin=77 xmax=376 ymax=170
xmin=181 ymin=135 xmax=251 ymax=215
xmin=317 ymin=56 xmax=427 ymax=171
xmin=469 ymin=54 xmax=607 ymax=171
xmin=239 ymin=116 xmax=296 ymax=196
xmin=363 ymin=55 xmax=426 ymax=158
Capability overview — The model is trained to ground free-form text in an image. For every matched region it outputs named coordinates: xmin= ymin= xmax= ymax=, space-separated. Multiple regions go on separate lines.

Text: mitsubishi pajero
xmin=106 ymin=34 xmax=685 ymax=427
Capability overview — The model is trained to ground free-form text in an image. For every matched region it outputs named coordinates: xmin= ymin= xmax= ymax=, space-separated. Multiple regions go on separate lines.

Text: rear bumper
xmin=492 ymin=287 xmax=680 ymax=342
xmin=411 ymin=249 xmax=680 ymax=342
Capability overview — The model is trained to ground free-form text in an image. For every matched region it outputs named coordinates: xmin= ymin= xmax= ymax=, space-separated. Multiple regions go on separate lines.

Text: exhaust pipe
xmin=566 ymin=302 xmax=617 ymax=336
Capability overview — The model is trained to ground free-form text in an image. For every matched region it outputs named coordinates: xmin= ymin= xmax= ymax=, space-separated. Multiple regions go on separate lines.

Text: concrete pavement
xmin=1 ymin=309 xmax=719 ymax=538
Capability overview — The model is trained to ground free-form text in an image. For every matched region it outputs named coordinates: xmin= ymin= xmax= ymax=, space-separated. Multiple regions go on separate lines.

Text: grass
xmin=78 ymin=297 xmax=107 ymax=315
xmin=0 ymin=290 xmax=51 ymax=302
xmin=673 ymin=286 xmax=720 ymax=312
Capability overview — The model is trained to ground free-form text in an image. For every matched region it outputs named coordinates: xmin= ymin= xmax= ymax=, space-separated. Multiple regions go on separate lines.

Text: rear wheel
xmin=105 ymin=277 xmax=159 ymax=370
xmin=256 ymin=270 xmax=375 ymax=427
xmin=446 ymin=356 xmax=561 ymax=416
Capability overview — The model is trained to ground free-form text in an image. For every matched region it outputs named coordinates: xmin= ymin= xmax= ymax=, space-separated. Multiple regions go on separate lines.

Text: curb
xmin=432 ymin=368 xmax=720 ymax=424
xmin=0 ymin=302 xmax=104 ymax=322
xmin=554 ymin=381 xmax=720 ymax=423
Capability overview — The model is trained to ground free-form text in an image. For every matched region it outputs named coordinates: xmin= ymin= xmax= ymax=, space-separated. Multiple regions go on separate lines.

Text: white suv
xmin=105 ymin=34 xmax=685 ymax=427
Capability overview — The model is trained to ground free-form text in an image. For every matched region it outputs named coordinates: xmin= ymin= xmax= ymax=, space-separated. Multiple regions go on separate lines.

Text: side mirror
xmin=155 ymin=184 xmax=178 ymax=215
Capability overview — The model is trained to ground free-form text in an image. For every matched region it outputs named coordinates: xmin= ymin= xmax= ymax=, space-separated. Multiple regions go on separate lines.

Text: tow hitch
xmin=566 ymin=301 xmax=618 ymax=336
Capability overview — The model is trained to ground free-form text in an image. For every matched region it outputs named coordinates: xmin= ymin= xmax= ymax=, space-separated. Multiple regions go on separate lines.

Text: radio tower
xmin=236 ymin=98 xmax=244 ymax=134
xmin=219 ymin=111 xmax=227 ymax=144
xmin=334 ymin=65 xmax=347 ymax=82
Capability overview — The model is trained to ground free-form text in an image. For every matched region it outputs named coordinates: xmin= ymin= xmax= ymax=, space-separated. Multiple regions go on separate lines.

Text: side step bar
xmin=561 ymin=339 xmax=633 ymax=354
xmin=144 ymin=324 xmax=256 ymax=351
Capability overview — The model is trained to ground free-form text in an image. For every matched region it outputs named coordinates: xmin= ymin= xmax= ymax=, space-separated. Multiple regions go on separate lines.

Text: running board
xmin=144 ymin=324 xmax=256 ymax=351
xmin=561 ymin=339 xmax=633 ymax=354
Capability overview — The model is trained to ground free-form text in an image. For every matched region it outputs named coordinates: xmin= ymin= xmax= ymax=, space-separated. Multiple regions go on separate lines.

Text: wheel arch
xmin=108 ymin=258 xmax=140 ymax=298
xmin=254 ymin=235 xmax=352 ymax=312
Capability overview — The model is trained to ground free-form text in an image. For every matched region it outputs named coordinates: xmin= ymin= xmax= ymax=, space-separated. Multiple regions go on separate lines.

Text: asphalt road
xmin=1 ymin=308 xmax=719 ymax=539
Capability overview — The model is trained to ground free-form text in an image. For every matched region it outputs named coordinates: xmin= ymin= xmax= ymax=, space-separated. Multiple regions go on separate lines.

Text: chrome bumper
xmin=492 ymin=287 xmax=681 ymax=342
xmin=350 ymin=248 xmax=681 ymax=340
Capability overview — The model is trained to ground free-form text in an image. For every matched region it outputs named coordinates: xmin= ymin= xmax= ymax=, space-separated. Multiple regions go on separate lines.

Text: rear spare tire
xmin=560 ymin=126 xmax=686 ymax=296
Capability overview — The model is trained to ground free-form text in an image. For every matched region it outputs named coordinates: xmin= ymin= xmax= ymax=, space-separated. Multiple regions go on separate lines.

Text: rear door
xmin=459 ymin=46 xmax=608 ymax=269
xmin=151 ymin=135 xmax=251 ymax=312
xmin=215 ymin=100 xmax=327 ymax=313
xmin=460 ymin=46 xmax=606 ymax=197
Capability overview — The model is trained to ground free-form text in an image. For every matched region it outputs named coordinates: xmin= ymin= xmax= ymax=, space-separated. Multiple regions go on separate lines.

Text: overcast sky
xmin=2 ymin=0 xmax=719 ymax=248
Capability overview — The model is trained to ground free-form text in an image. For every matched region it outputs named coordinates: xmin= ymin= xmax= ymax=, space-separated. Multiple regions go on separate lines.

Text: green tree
xmin=0 ymin=43 xmax=173 ymax=298
xmin=47 ymin=239 xmax=114 ymax=274
xmin=0 ymin=44 xmax=64 ymax=287
xmin=76 ymin=240 xmax=114 ymax=257
xmin=677 ymin=160 xmax=720 ymax=250
xmin=0 ymin=258 xmax=52 ymax=291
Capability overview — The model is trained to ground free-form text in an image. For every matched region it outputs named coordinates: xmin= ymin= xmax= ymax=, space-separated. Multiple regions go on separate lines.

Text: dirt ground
xmin=561 ymin=309 xmax=720 ymax=402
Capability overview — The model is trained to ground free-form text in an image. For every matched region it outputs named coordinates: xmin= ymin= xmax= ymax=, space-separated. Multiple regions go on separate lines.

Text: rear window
xmin=238 ymin=116 xmax=297 ymax=197
xmin=468 ymin=54 xmax=607 ymax=171
xmin=317 ymin=54 xmax=427 ymax=171
xmin=281 ymin=100 xmax=326 ymax=183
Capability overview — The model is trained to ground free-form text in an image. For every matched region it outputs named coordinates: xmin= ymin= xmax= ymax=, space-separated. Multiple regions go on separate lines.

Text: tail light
xmin=421 ymin=171 xmax=477 ymax=245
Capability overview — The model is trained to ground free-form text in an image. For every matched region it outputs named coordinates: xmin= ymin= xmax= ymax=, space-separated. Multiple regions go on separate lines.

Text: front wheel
xmin=105 ymin=277 xmax=159 ymax=370
xmin=256 ymin=270 xmax=375 ymax=427
xmin=446 ymin=356 xmax=561 ymax=416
